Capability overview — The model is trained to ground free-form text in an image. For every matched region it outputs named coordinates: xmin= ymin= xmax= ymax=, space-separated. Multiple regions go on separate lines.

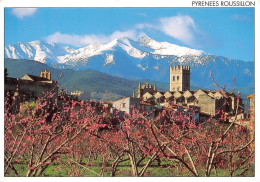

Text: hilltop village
xmin=112 ymin=65 xmax=245 ymax=122
xmin=4 ymin=65 xmax=247 ymax=123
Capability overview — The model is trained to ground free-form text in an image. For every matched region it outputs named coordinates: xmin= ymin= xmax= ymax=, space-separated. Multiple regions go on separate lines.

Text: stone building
xmin=247 ymin=94 xmax=255 ymax=122
xmin=136 ymin=80 xmax=157 ymax=98
xmin=4 ymin=68 xmax=58 ymax=102
xmin=133 ymin=65 xmax=243 ymax=117
xmin=112 ymin=97 xmax=154 ymax=118
xmin=112 ymin=97 xmax=141 ymax=115
xmin=170 ymin=65 xmax=190 ymax=92
xmin=137 ymin=88 xmax=240 ymax=116
xmin=246 ymin=93 xmax=255 ymax=151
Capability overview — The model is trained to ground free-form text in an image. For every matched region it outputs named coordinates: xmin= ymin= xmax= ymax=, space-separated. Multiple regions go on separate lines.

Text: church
xmin=133 ymin=65 xmax=244 ymax=117
xmin=4 ymin=68 xmax=58 ymax=102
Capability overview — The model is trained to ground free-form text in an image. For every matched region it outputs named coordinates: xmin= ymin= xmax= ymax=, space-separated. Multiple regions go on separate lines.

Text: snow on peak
xmin=138 ymin=35 xmax=205 ymax=57
xmin=104 ymin=54 xmax=115 ymax=65
xmin=5 ymin=36 xmax=208 ymax=67
xmin=5 ymin=41 xmax=74 ymax=64
xmin=138 ymin=35 xmax=153 ymax=45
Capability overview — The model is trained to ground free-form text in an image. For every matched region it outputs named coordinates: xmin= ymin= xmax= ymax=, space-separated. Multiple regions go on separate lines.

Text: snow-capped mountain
xmin=138 ymin=36 xmax=205 ymax=57
xmin=4 ymin=41 xmax=75 ymax=65
xmin=4 ymin=36 xmax=254 ymax=92
xmin=5 ymin=36 xmax=205 ymax=65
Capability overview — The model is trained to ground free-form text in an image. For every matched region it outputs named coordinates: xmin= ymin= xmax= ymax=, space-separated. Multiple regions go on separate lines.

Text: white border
xmin=0 ymin=0 xmax=259 ymax=182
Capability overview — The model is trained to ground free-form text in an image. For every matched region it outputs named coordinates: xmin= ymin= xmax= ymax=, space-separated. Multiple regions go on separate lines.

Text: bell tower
xmin=169 ymin=65 xmax=190 ymax=92
xmin=40 ymin=67 xmax=51 ymax=80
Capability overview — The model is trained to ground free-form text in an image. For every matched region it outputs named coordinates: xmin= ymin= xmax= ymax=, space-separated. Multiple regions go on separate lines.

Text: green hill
xmin=5 ymin=58 xmax=250 ymax=102
xmin=4 ymin=59 xmax=169 ymax=101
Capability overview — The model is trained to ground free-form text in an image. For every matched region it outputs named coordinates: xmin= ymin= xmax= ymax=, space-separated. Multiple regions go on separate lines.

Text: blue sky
xmin=5 ymin=8 xmax=254 ymax=62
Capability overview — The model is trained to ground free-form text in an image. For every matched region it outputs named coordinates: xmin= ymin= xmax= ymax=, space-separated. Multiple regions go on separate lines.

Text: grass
xmin=5 ymin=156 xmax=254 ymax=177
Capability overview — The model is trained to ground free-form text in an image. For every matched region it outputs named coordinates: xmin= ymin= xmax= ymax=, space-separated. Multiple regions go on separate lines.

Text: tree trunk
xmin=128 ymin=153 xmax=138 ymax=176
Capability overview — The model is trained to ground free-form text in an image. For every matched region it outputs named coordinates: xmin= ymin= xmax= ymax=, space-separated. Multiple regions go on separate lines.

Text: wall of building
xmin=169 ymin=65 xmax=190 ymax=92
xmin=248 ymin=94 xmax=255 ymax=122
xmin=182 ymin=68 xmax=190 ymax=91
xmin=197 ymin=94 xmax=216 ymax=115
xmin=215 ymin=97 xmax=225 ymax=114
xmin=112 ymin=97 xmax=140 ymax=114
xmin=5 ymin=77 xmax=58 ymax=101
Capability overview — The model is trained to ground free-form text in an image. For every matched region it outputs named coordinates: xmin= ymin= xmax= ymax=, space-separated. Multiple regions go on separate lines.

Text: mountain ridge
xmin=5 ymin=35 xmax=206 ymax=65
xmin=4 ymin=58 xmax=253 ymax=102
xmin=4 ymin=36 xmax=254 ymax=97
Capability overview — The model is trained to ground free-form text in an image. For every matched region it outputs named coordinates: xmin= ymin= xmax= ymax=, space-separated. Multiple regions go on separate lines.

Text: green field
xmin=6 ymin=155 xmax=254 ymax=177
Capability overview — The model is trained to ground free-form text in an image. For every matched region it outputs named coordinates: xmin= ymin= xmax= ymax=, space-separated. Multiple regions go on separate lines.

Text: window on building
xmin=177 ymin=76 xmax=179 ymax=80
xmin=173 ymin=76 xmax=175 ymax=81
xmin=122 ymin=103 xmax=126 ymax=108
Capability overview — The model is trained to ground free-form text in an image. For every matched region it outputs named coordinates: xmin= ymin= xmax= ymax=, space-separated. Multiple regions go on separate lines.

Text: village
xmin=4 ymin=65 xmax=254 ymax=125
xmin=4 ymin=61 xmax=255 ymax=178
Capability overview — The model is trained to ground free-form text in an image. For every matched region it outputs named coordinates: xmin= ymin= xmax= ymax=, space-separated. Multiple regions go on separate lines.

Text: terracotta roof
xmin=140 ymin=101 xmax=152 ymax=106
xmin=247 ymin=94 xmax=255 ymax=98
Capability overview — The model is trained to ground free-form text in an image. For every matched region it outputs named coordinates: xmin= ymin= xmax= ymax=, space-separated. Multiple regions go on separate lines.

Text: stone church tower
xmin=40 ymin=67 xmax=51 ymax=80
xmin=169 ymin=65 xmax=190 ymax=92
xmin=136 ymin=80 xmax=157 ymax=98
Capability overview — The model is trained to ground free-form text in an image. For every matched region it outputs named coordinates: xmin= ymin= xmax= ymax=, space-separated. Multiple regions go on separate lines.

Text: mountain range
xmin=4 ymin=35 xmax=254 ymax=98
